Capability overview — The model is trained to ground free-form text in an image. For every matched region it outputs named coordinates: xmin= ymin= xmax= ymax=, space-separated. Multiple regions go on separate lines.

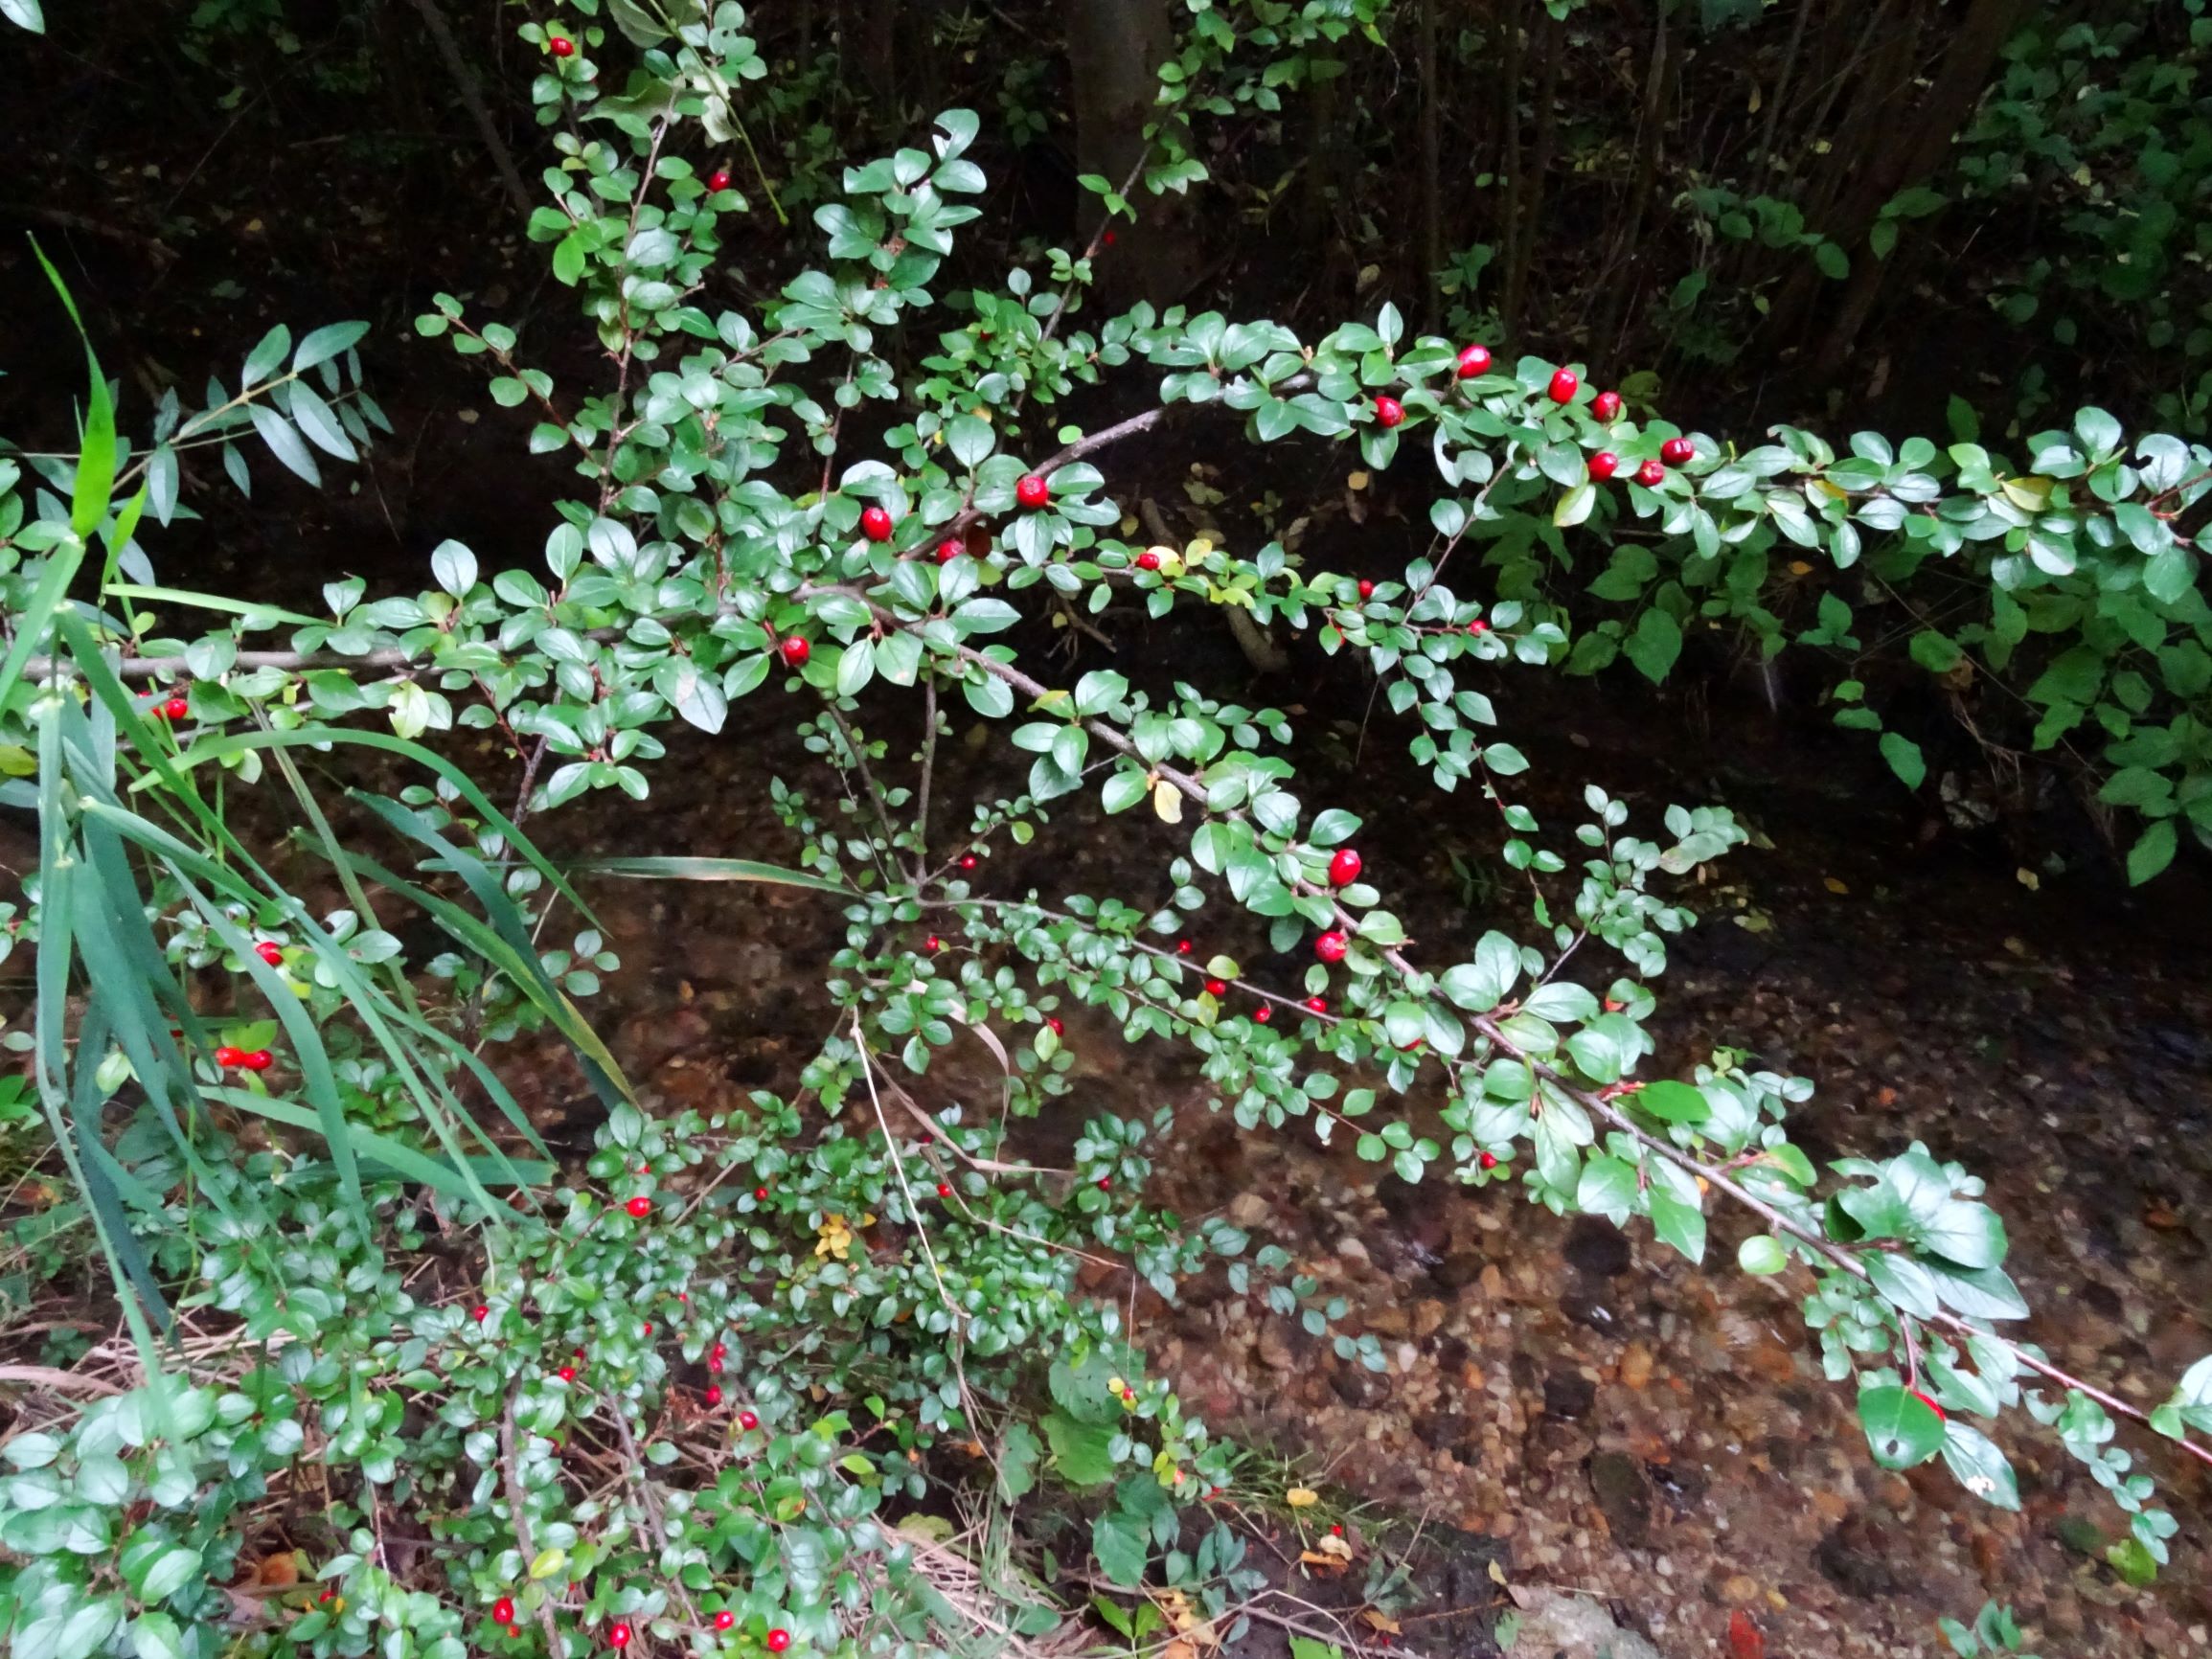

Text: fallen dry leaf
xmin=1286 ymin=1487 xmax=1319 ymax=1508
xmin=1360 ymin=1609 xmax=1402 ymax=1634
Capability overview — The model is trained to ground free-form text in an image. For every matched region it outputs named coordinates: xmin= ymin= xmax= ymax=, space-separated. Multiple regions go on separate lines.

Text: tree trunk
xmin=1068 ymin=0 xmax=1202 ymax=305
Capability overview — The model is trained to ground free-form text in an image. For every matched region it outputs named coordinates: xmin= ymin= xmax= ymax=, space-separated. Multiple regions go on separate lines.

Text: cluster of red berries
xmin=214 ymin=1046 xmax=275 ymax=1071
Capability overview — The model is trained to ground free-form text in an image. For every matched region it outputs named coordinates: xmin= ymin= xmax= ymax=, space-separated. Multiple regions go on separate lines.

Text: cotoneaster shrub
xmin=3 ymin=5 xmax=2212 ymax=1658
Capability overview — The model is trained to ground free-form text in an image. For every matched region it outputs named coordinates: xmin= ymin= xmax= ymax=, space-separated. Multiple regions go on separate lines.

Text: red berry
xmin=859 ymin=505 xmax=894 ymax=541
xmin=1479 ymin=1151 xmax=1499 ymax=1170
xmin=1357 ymin=580 xmax=1375 ymax=600
xmin=1327 ymin=848 xmax=1361 ymax=887
xmin=706 ymin=170 xmax=731 ymax=193
xmin=924 ymin=935 xmax=943 ymax=953
xmin=704 ymin=1385 xmax=722 ymax=1405
xmin=715 ymin=1613 xmax=736 ymax=1631
xmin=1305 ymin=996 xmax=1328 ymax=1013
xmin=1314 ymin=930 xmax=1349 ymax=964
xmin=1603 ymin=997 xmax=1625 ymax=1012
xmin=214 ymin=1046 xmax=246 ymax=1069
xmin=472 ymin=1304 xmax=490 ymax=1322
xmin=1455 ymin=343 xmax=1492 ymax=379
xmin=937 ymin=1182 xmax=952 ymax=1198
xmin=739 ymin=1410 xmax=759 ymax=1430
xmin=256 ymin=941 xmax=285 ymax=966
xmin=1660 ymin=436 xmax=1696 ymax=466
xmin=1588 ymin=451 xmax=1620 ymax=481
xmin=1547 ymin=367 xmax=1579 ymax=404
xmin=1135 ymin=549 xmax=1161 ymax=571
xmin=1096 ymin=1177 xmax=1111 ymax=1191
xmin=1203 ymin=978 xmax=1228 ymax=997
xmin=1467 ymin=619 xmax=1489 ymax=636
xmin=711 ymin=1343 xmax=726 ymax=1362
xmin=779 ymin=636 xmax=810 ymax=668
xmin=1174 ymin=940 xmax=1193 ymax=955
xmin=493 ymin=1599 xmax=515 ymax=1625
xmin=766 ymin=1633 xmax=791 ymax=1655
xmin=1015 ymin=473 xmax=1050 ymax=509
xmin=558 ymin=1365 xmax=577 ymax=1382
xmin=163 ymin=696 xmax=191 ymax=720
xmin=509 ymin=1626 xmax=523 ymax=1640
xmin=1373 ymin=395 xmax=1403 ymax=429
xmin=1591 ymin=390 xmax=1623 ymax=421
xmin=1046 ymin=1015 xmax=1063 ymax=1035
xmin=609 ymin=1624 xmax=632 ymax=1649
xmin=1911 ymin=1388 xmax=1946 ymax=1420
xmin=958 ymin=852 xmax=978 ymax=870
xmin=642 ymin=1323 xmax=652 ymax=1335
xmin=1635 ymin=458 xmax=1666 ymax=488
xmin=241 ymin=1050 xmax=274 ymax=1072
xmin=753 ymin=1186 xmax=767 ymax=1200
xmin=548 ymin=34 xmax=575 ymax=57
xmin=1253 ymin=1006 xmax=1272 ymax=1024
xmin=626 ymin=1195 xmax=651 ymax=1218
xmin=935 ymin=537 xmax=961 ymax=564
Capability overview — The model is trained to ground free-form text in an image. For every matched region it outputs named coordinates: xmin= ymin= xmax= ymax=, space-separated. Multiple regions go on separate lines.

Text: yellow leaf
xmin=1822 ymin=875 xmax=1848 ymax=895
xmin=815 ymin=1214 xmax=854 ymax=1261
xmin=1360 ymin=1610 xmax=1402 ymax=1634
xmin=1489 ymin=1559 xmax=1511 ymax=1586
xmin=1787 ymin=560 xmax=1813 ymax=577
xmin=896 ymin=1514 xmax=955 ymax=1542
xmin=529 ymin=1547 xmax=567 ymax=1580
xmin=1286 ymin=1487 xmax=1319 ymax=1508
xmin=0 ymin=745 xmax=34 ymax=777
xmin=2000 ymin=475 xmax=2055 ymax=513
xmin=1347 ymin=470 xmax=1371 ymax=491
xmin=1810 ymin=478 xmax=1848 ymax=502
xmin=1152 ymin=780 xmax=1183 ymax=824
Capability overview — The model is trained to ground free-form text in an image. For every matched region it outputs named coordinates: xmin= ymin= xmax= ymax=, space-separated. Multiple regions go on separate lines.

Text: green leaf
xmin=1633 ymin=1079 xmax=1709 ymax=1124
xmin=1 ymin=0 xmax=46 ymax=32
xmin=1575 ymin=1155 xmax=1637 ymax=1222
xmin=1092 ymin=1509 xmax=1148 ymax=1587
xmin=1624 ymin=608 xmax=1681 ymax=683
xmin=1879 ymin=731 xmax=1926 ymax=789
xmin=2128 ymin=820 xmax=2177 ymax=885
xmin=1859 ymin=1384 xmax=1946 ymax=1468
xmin=1554 ymin=482 xmax=1595 ymax=527
xmin=1041 ymin=1411 xmax=1116 ymax=1487
xmin=292 ymin=321 xmax=368 ymax=373
xmin=1864 ymin=1251 xmax=1941 ymax=1319
xmin=1738 ymin=1236 xmax=1787 ymax=1275
xmin=1939 ymin=1421 xmax=2019 ymax=1511
xmin=997 ymin=1422 xmax=1039 ymax=1502
xmin=1648 ymin=1183 xmax=1705 ymax=1262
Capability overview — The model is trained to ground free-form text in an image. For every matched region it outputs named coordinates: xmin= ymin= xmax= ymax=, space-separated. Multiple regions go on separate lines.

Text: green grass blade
xmin=565 ymin=854 xmax=855 ymax=895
